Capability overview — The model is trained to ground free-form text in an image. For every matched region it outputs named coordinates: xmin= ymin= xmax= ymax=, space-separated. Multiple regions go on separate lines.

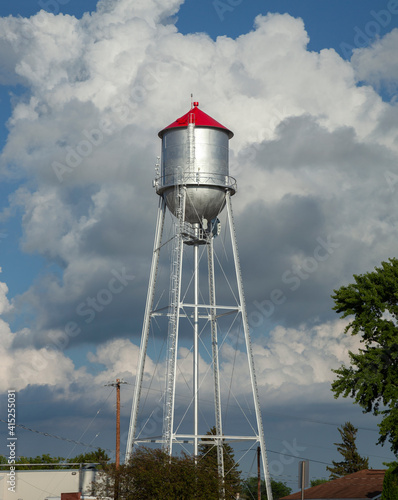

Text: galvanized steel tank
xmin=156 ymin=102 xmax=236 ymax=224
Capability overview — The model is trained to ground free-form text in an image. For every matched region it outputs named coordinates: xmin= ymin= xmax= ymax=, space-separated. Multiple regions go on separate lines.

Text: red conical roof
xmin=158 ymin=102 xmax=234 ymax=138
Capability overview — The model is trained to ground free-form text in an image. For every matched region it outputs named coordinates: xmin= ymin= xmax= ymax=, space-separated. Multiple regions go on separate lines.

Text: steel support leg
xmin=163 ymin=186 xmax=186 ymax=455
xmin=208 ymin=233 xmax=225 ymax=494
xmin=193 ymin=225 xmax=199 ymax=458
xmin=225 ymin=192 xmax=273 ymax=500
xmin=125 ymin=197 xmax=166 ymax=463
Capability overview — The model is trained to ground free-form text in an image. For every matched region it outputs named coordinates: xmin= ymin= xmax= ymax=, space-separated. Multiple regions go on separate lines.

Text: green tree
xmin=68 ymin=448 xmax=110 ymax=468
xmin=241 ymin=477 xmax=291 ymax=499
xmin=94 ymin=446 xmax=223 ymax=500
xmin=310 ymin=478 xmax=328 ymax=487
xmin=197 ymin=426 xmax=242 ymax=498
xmin=13 ymin=454 xmax=67 ymax=470
xmin=326 ymin=422 xmax=369 ymax=479
xmin=270 ymin=479 xmax=292 ymax=499
xmin=381 ymin=463 xmax=398 ymax=500
xmin=331 ymin=258 xmax=398 ymax=454
xmin=0 ymin=448 xmax=110 ymax=471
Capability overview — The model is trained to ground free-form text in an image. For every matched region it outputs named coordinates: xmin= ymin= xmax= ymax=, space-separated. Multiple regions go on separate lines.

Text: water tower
xmin=126 ymin=101 xmax=273 ymax=498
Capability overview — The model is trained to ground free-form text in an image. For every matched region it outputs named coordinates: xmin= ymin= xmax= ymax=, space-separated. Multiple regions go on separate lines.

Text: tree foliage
xmin=381 ymin=463 xmax=398 ymax=500
xmin=197 ymin=426 xmax=242 ymax=497
xmin=310 ymin=478 xmax=328 ymax=487
xmin=3 ymin=454 xmax=66 ymax=470
xmin=94 ymin=446 xmax=225 ymax=500
xmin=0 ymin=448 xmax=110 ymax=470
xmin=67 ymin=448 xmax=109 ymax=468
xmin=326 ymin=422 xmax=369 ymax=479
xmin=331 ymin=258 xmax=398 ymax=454
xmin=241 ymin=477 xmax=291 ymax=499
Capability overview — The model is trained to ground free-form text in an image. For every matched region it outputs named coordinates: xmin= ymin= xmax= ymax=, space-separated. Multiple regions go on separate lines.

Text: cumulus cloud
xmin=254 ymin=320 xmax=358 ymax=389
xmin=0 ymin=262 xmax=356 ymax=411
xmin=352 ymin=28 xmax=398 ymax=96
xmin=1 ymin=6 xmax=395 ymax=349
xmin=232 ymin=112 xmax=398 ymax=329
xmin=0 ymin=268 xmax=12 ymax=314
xmin=0 ymin=279 xmax=83 ymax=393
xmin=0 ymin=1 xmax=397 ymax=464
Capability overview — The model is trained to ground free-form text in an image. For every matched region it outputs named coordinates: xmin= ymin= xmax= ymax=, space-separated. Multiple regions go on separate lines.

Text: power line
xmin=133 ymin=384 xmax=381 ymax=434
xmin=266 ymin=448 xmax=332 ymax=467
xmin=0 ymin=419 xmax=114 ymax=454
xmin=0 ymin=419 xmax=330 ymax=466
xmin=262 ymin=411 xmax=379 ymax=433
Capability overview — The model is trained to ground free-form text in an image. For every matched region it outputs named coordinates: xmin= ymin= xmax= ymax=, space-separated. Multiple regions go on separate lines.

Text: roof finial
xmin=191 ymin=93 xmax=193 ymax=109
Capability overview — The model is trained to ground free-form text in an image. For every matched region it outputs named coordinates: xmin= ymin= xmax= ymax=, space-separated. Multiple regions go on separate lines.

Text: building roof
xmin=280 ymin=469 xmax=385 ymax=500
xmin=158 ymin=102 xmax=234 ymax=138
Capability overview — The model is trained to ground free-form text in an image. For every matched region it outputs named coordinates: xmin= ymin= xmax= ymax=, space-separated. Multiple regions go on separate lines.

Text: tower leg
xmin=193 ymin=225 xmax=199 ymax=458
xmin=163 ymin=186 xmax=186 ymax=455
xmin=125 ymin=197 xmax=166 ymax=463
xmin=225 ymin=192 xmax=273 ymax=500
xmin=208 ymin=233 xmax=225 ymax=494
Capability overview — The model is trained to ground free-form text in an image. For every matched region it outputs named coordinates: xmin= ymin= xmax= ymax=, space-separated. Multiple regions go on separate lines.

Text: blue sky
xmin=1 ymin=0 xmax=398 ymax=492
xmin=177 ymin=0 xmax=398 ymax=56
xmin=0 ymin=1 xmax=396 ymax=295
xmin=1 ymin=0 xmax=397 ymax=57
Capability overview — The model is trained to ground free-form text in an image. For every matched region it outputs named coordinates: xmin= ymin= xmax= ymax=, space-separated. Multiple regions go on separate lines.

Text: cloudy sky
xmin=1 ymin=0 xmax=398 ymax=491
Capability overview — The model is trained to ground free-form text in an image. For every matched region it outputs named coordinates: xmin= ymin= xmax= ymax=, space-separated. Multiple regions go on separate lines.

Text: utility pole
xmin=105 ymin=378 xmax=127 ymax=500
xmin=106 ymin=379 xmax=127 ymax=466
xmin=257 ymin=446 xmax=261 ymax=500
xmin=298 ymin=460 xmax=309 ymax=500
xmin=116 ymin=379 xmax=121 ymax=469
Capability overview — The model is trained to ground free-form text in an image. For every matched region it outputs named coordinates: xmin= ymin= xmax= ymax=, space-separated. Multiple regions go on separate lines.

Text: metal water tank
xmin=156 ymin=102 xmax=236 ymax=224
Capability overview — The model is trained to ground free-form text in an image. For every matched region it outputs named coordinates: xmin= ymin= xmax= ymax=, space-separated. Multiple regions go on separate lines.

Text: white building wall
xmin=0 ymin=468 xmax=96 ymax=500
